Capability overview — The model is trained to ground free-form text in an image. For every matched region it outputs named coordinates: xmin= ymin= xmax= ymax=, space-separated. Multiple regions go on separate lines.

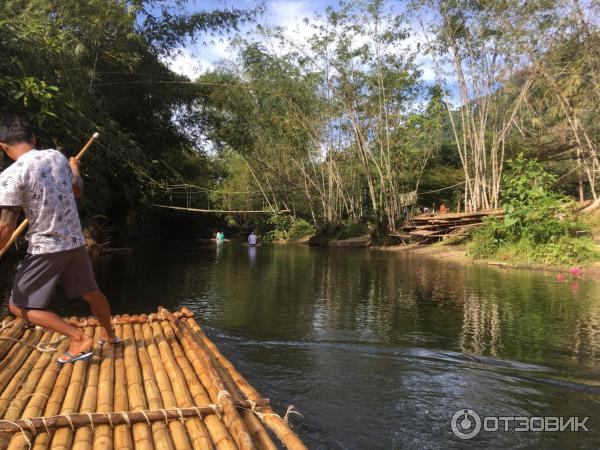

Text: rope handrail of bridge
xmin=153 ymin=204 xmax=291 ymax=214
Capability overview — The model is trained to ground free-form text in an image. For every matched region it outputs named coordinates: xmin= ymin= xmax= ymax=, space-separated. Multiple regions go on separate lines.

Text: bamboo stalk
xmin=213 ymin=363 xmax=277 ymax=450
xmin=182 ymin=314 xmax=306 ymax=450
xmin=149 ymin=321 xmax=214 ymax=449
xmin=159 ymin=309 xmax=256 ymax=450
xmin=5 ymin=326 xmax=75 ymax=450
xmin=72 ymin=327 xmax=102 ymax=450
xmin=63 ymin=311 xmax=194 ymax=329
xmin=38 ymin=326 xmax=93 ymax=450
xmin=1 ymin=333 xmax=68 ymax=422
xmin=111 ymin=324 xmax=132 ymax=450
xmin=131 ymin=324 xmax=174 ymax=450
xmin=0 ymin=328 xmax=43 ymax=392
xmin=121 ymin=322 xmax=154 ymax=450
xmin=0 ymin=320 xmax=25 ymax=360
xmin=159 ymin=321 xmax=237 ymax=450
xmin=93 ymin=323 xmax=114 ymax=450
xmin=0 ymin=351 xmax=63 ymax=449
xmin=166 ymin=319 xmax=276 ymax=450
xmin=0 ymin=330 xmax=54 ymax=417
xmin=0 ymin=404 xmax=268 ymax=435
xmin=140 ymin=323 xmax=192 ymax=450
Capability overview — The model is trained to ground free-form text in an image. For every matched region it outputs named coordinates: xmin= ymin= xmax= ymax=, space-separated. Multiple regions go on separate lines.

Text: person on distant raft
xmin=247 ymin=230 xmax=258 ymax=246
xmin=439 ymin=202 xmax=449 ymax=214
xmin=216 ymin=230 xmax=225 ymax=243
xmin=0 ymin=116 xmax=120 ymax=365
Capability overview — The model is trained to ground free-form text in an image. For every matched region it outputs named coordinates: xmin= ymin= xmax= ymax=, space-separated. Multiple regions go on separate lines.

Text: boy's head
xmin=0 ymin=115 xmax=36 ymax=160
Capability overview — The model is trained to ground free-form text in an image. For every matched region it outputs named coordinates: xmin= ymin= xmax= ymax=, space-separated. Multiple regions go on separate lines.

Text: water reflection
xmin=247 ymin=246 xmax=256 ymax=265
xmin=1 ymin=242 xmax=599 ymax=448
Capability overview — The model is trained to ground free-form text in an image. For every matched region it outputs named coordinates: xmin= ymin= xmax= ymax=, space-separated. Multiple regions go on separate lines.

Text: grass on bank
xmin=467 ymin=155 xmax=600 ymax=267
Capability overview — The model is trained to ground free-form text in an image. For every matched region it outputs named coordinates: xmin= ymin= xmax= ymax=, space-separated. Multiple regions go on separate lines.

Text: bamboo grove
xmin=3 ymin=0 xmax=600 ymax=238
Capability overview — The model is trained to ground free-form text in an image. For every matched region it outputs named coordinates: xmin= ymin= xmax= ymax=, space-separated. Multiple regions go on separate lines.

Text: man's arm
xmin=0 ymin=207 xmax=20 ymax=249
xmin=69 ymin=157 xmax=84 ymax=198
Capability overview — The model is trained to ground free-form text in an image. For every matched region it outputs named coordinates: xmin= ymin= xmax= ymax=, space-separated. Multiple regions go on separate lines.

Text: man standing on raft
xmin=0 ymin=116 xmax=119 ymax=364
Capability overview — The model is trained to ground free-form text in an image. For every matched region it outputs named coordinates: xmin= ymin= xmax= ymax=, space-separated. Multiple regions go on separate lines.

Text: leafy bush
xmin=468 ymin=154 xmax=598 ymax=265
xmin=288 ymin=218 xmax=315 ymax=240
xmin=261 ymin=214 xmax=315 ymax=244
xmin=335 ymin=221 xmax=369 ymax=240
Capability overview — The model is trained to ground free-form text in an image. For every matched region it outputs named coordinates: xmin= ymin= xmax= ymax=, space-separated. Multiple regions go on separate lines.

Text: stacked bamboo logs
xmin=397 ymin=209 xmax=504 ymax=243
xmin=0 ymin=309 xmax=307 ymax=449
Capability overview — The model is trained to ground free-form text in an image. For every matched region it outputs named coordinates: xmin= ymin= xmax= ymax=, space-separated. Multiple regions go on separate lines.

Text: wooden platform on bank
xmin=0 ymin=308 xmax=306 ymax=449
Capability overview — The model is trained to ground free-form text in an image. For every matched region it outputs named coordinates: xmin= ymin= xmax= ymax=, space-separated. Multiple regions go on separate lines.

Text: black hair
xmin=0 ymin=115 xmax=34 ymax=144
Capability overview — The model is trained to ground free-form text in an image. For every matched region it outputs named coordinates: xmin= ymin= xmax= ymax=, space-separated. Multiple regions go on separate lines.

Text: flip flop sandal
xmin=98 ymin=337 xmax=123 ymax=346
xmin=58 ymin=351 xmax=93 ymax=365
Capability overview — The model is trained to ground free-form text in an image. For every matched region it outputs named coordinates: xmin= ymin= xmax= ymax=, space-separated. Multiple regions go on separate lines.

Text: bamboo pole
xmin=0 ymin=328 xmax=44 ymax=392
xmin=72 ymin=327 xmax=102 ymax=450
xmin=213 ymin=363 xmax=276 ymax=450
xmin=63 ymin=311 xmax=194 ymax=329
xmin=21 ymin=348 xmax=75 ymax=450
xmin=111 ymin=324 xmax=132 ymax=450
xmin=0 ymin=337 xmax=67 ymax=450
xmin=0 ymin=404 xmax=268 ymax=435
xmin=0 ymin=330 xmax=54 ymax=417
xmin=149 ymin=321 xmax=214 ymax=449
xmin=121 ymin=322 xmax=154 ymax=450
xmin=182 ymin=314 xmax=306 ymax=450
xmin=131 ymin=324 xmax=174 ymax=450
xmin=0 ymin=132 xmax=99 ymax=259
xmin=161 ymin=316 xmax=277 ymax=450
xmin=31 ymin=326 xmax=92 ymax=450
xmin=0 ymin=328 xmax=33 ymax=370
xmin=139 ymin=322 xmax=192 ymax=450
xmin=159 ymin=309 xmax=256 ymax=450
xmin=93 ymin=322 xmax=114 ymax=450
xmin=1 ymin=333 xmax=68 ymax=422
xmin=0 ymin=320 xmax=25 ymax=360
xmin=159 ymin=321 xmax=237 ymax=450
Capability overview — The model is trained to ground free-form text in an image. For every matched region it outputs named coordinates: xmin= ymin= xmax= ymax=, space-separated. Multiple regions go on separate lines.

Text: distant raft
xmin=0 ymin=308 xmax=306 ymax=450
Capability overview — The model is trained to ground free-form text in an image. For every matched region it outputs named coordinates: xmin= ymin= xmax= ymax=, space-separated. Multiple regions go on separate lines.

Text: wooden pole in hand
xmin=0 ymin=132 xmax=99 ymax=258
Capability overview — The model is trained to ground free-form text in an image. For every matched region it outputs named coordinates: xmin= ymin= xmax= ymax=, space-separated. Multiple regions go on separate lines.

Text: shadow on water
xmin=1 ymin=240 xmax=599 ymax=449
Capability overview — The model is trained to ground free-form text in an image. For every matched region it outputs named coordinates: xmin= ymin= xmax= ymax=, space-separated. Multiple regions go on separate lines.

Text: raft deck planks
xmin=0 ymin=308 xmax=306 ymax=450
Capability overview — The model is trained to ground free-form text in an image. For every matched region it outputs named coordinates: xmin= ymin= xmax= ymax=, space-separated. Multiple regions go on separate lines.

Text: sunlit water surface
xmin=1 ymin=241 xmax=600 ymax=449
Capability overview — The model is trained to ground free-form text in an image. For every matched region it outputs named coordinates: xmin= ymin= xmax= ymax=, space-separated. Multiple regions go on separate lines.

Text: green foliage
xmin=335 ymin=221 xmax=369 ymax=240
xmin=468 ymin=155 xmax=597 ymax=265
xmin=261 ymin=214 xmax=315 ymax=244
xmin=288 ymin=219 xmax=315 ymax=241
xmin=0 ymin=1 xmax=252 ymax=241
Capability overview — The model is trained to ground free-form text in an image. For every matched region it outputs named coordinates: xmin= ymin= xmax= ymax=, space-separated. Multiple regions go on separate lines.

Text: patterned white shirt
xmin=0 ymin=149 xmax=85 ymax=254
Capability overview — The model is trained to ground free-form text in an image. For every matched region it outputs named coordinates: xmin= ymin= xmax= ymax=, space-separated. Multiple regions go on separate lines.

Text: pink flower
xmin=569 ymin=266 xmax=583 ymax=278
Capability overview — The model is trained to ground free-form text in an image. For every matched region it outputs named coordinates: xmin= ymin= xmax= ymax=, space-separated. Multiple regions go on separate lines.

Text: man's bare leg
xmin=82 ymin=289 xmax=117 ymax=343
xmin=8 ymin=304 xmax=92 ymax=355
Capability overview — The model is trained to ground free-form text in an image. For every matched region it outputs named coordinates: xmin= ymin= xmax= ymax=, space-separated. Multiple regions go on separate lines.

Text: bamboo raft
xmin=0 ymin=308 xmax=307 ymax=450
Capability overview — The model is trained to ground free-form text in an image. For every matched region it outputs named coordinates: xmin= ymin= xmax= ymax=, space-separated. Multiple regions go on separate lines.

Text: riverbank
xmin=371 ymin=242 xmax=600 ymax=278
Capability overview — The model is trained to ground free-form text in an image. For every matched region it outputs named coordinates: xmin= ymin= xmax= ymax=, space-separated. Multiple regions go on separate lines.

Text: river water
xmin=1 ymin=240 xmax=599 ymax=449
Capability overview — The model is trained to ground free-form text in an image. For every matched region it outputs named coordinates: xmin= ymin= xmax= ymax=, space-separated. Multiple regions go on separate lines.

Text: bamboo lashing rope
xmin=0 ymin=402 xmax=269 ymax=434
xmin=0 ymin=132 xmax=100 ymax=259
xmin=0 ymin=320 xmax=64 ymax=353
xmin=0 ymin=335 xmax=64 ymax=353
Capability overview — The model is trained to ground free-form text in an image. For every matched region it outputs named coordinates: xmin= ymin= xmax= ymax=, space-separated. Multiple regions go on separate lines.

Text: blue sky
xmin=163 ymin=0 xmax=339 ymax=78
xmin=160 ymin=0 xmax=441 ymax=80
